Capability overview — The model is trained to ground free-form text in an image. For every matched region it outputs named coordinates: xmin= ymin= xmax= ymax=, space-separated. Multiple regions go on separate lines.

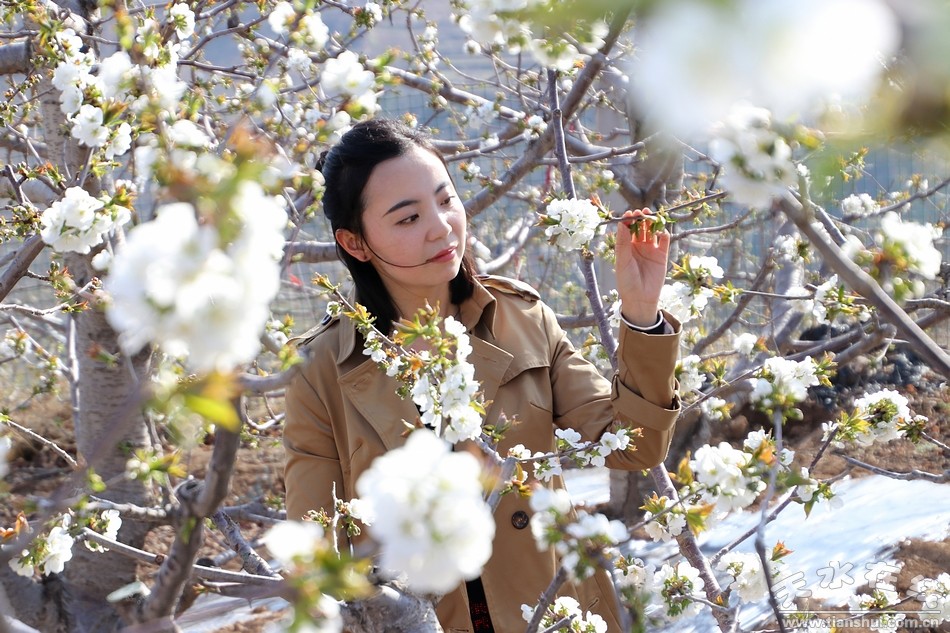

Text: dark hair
xmin=319 ymin=118 xmax=476 ymax=330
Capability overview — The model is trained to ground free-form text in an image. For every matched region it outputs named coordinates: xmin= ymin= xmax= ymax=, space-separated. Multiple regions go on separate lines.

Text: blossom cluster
xmin=651 ymin=561 xmax=706 ymax=619
xmin=521 ymin=596 xmax=607 ymax=633
xmin=354 ymin=429 xmax=494 ymax=594
xmin=840 ymin=193 xmax=881 ymax=218
xmin=841 ymin=212 xmax=944 ymax=300
xmin=847 ymin=581 xmax=906 ymax=632
xmin=51 ymin=29 xmax=134 ymax=158
xmin=748 ymin=355 xmax=830 ymax=418
xmin=5 ymin=510 xmax=121 ymax=578
xmin=456 ymin=0 xmax=607 ymax=72
xmin=715 ymin=551 xmax=774 ymax=602
xmin=807 ymin=275 xmax=872 ymax=325
xmin=660 ymin=254 xmax=726 ymax=324
xmin=359 ymin=311 xmax=484 ymax=444
xmin=539 ymin=197 xmax=604 ymax=251
xmin=530 ymin=427 xmax=631 ymax=483
xmin=911 ymin=573 xmax=950 ymax=623
xmin=39 ymin=187 xmax=130 ymax=254
xmin=824 ymin=388 xmax=926 ymax=448
xmin=708 ymin=103 xmax=799 ymax=209
xmin=692 ymin=441 xmax=770 ymax=512
xmin=623 ymin=550 xmax=785 ymax=620
xmin=260 ymin=521 xmax=346 ymax=632
xmin=105 ymin=180 xmax=288 ymax=374
xmin=642 ymin=429 xmax=825 ymax=542
xmin=529 ymin=487 xmax=627 ymax=580
xmin=676 ymin=355 xmax=705 ymax=396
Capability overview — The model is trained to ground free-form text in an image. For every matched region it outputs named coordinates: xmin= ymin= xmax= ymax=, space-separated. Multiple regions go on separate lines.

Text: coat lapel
xmin=469 ymin=336 xmax=513 ymax=407
xmin=338 ymin=360 xmax=418 ymax=451
xmin=337 ymin=339 xmax=513 ymax=451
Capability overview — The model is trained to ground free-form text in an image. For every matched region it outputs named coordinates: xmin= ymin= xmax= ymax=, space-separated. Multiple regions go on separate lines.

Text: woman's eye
xmin=441 ymin=195 xmax=456 ymax=207
xmin=397 ymin=214 xmax=418 ymax=225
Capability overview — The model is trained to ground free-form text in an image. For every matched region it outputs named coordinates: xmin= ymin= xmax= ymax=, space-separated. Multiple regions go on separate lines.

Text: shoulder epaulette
xmin=288 ymin=313 xmax=339 ymax=348
xmin=478 ymin=274 xmax=541 ymax=302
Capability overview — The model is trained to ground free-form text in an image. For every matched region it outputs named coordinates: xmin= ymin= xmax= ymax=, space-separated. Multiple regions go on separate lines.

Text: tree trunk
xmin=2 ymin=7 xmax=160 ymax=630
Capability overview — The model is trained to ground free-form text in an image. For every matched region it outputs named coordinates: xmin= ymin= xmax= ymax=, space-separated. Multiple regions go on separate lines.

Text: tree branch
xmin=832 ymin=453 xmax=950 ymax=482
xmin=0 ymin=236 xmax=45 ymax=304
xmin=0 ymin=40 xmax=31 ymax=75
xmin=780 ymin=191 xmax=950 ymax=378
xmin=283 ymin=239 xmax=338 ymax=264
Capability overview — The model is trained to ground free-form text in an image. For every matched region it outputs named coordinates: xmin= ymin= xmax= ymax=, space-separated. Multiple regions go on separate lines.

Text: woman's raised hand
xmin=615 ymin=208 xmax=671 ymax=328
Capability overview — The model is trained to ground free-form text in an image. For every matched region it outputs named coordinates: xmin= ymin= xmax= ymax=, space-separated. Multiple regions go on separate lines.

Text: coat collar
xmin=335 ymin=277 xmax=499 ymax=365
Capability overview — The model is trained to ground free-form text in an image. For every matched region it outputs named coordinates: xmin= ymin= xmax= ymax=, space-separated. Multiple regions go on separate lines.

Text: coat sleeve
xmin=543 ymin=303 xmax=681 ymax=469
xmin=283 ymin=368 xmax=345 ymax=521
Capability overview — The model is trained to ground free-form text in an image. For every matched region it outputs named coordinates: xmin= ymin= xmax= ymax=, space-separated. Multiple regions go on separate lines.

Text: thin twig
xmin=0 ymin=417 xmax=77 ymax=466
xmin=832 ymin=453 xmax=949 ymax=483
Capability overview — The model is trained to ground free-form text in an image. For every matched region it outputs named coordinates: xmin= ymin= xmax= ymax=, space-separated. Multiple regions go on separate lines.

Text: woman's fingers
xmin=619 ymin=208 xmax=657 ymax=245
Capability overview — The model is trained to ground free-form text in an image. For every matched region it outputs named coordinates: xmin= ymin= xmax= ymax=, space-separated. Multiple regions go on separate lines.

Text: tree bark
xmin=3 ymin=6 xmax=159 ymax=631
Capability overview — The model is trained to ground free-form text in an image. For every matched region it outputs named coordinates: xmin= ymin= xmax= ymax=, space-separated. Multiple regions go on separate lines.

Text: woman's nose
xmin=427 ymin=206 xmax=453 ymax=239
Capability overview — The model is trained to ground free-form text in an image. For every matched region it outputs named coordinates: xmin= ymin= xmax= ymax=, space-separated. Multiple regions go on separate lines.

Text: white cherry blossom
xmin=355 ymin=430 xmax=494 ymax=594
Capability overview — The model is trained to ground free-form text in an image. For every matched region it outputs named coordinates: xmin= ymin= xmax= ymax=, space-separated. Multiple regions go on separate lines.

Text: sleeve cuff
xmin=621 ymin=311 xmax=669 ymax=335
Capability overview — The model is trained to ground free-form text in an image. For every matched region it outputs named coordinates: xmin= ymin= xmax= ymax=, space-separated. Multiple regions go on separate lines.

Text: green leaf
xmin=183 ymin=394 xmax=240 ymax=432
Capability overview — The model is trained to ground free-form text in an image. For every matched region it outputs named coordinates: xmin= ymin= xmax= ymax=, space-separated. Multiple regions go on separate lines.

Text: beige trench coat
xmin=284 ymin=275 xmax=681 ymax=632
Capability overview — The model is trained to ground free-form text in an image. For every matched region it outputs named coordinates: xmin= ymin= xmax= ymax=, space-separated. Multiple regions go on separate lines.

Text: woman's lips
xmin=427 ymin=246 xmax=457 ymax=263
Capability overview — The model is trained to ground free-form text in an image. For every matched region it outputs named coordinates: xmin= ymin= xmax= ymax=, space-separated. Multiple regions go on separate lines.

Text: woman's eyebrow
xmin=384 ymin=182 xmax=451 ymax=215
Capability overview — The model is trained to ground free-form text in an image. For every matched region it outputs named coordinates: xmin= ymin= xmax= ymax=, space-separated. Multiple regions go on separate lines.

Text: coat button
xmin=511 ymin=510 xmax=529 ymax=530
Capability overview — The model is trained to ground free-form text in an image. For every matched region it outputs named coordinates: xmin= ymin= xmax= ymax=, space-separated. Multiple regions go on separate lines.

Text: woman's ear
xmin=335 ymin=229 xmax=370 ymax=262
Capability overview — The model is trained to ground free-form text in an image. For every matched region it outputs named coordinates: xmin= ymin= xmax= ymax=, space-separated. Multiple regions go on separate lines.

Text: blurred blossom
xmin=716 ymin=551 xmax=774 ymax=602
xmin=320 ymin=51 xmax=377 ymax=111
xmin=457 ymin=0 xmax=604 ymax=70
xmin=910 ymin=574 xmax=950 ymax=623
xmin=876 ymin=212 xmax=943 ymax=280
xmin=708 ymin=103 xmax=798 ymax=209
xmin=355 ymin=430 xmax=494 ymax=594
xmin=363 ymin=2 xmax=383 ymax=25
xmin=629 ymin=0 xmax=900 ymax=138
xmin=733 ymin=332 xmax=758 ymax=356
xmin=262 ymin=520 xmax=325 ymax=566
xmin=167 ymin=119 xmax=214 ymax=148
xmin=105 ymin=184 xmax=287 ymax=373
xmin=700 ymin=396 xmax=729 ymax=422
xmin=774 ymin=234 xmax=804 ymax=263
xmin=840 ymin=193 xmax=880 ymax=218
xmin=0 ymin=434 xmax=11 ymax=479
xmin=268 ymin=1 xmax=296 ymax=34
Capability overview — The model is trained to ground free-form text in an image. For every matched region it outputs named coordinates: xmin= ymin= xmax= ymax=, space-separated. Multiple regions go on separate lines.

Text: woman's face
xmin=338 ymin=145 xmax=467 ymax=301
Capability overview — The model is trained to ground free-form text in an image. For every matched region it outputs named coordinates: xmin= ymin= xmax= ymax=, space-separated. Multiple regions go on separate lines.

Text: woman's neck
xmin=388 ymin=284 xmax=454 ymax=323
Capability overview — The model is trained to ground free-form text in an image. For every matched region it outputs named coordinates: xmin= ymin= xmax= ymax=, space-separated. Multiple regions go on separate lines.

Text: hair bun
xmin=315 ymin=149 xmax=330 ymax=173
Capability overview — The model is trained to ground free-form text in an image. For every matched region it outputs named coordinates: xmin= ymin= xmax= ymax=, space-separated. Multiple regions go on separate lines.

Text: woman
xmin=283 ymin=118 xmax=681 ymax=632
